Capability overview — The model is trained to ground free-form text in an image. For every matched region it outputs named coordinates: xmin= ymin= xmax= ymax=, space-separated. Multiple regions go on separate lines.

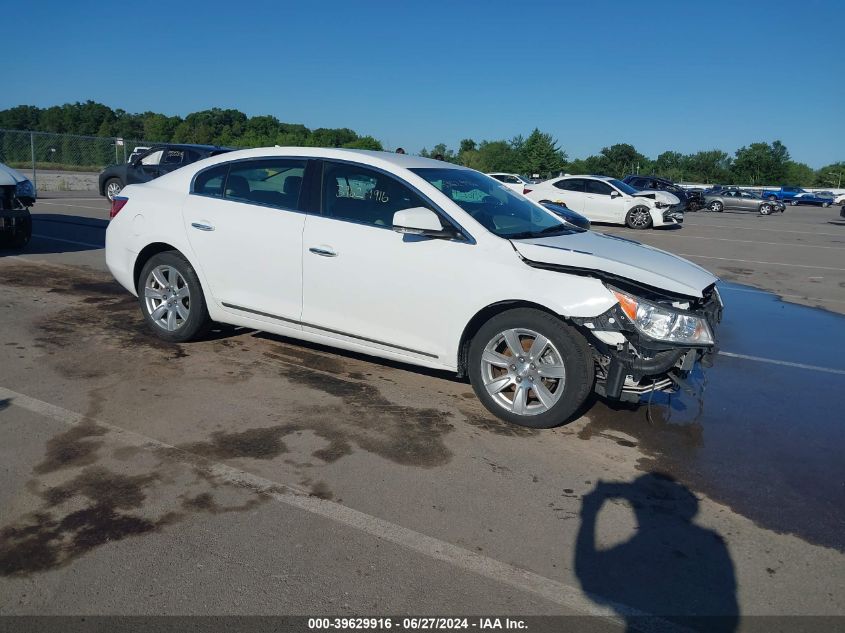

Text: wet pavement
xmin=580 ymin=281 xmax=845 ymax=551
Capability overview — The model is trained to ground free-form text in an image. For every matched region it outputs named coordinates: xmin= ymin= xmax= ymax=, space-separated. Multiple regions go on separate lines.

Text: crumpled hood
xmin=0 ymin=162 xmax=28 ymax=187
xmin=511 ymin=231 xmax=717 ymax=298
xmin=632 ymin=189 xmax=680 ymax=205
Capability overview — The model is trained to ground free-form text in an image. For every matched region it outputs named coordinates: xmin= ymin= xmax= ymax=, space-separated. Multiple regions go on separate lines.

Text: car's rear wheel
xmin=105 ymin=178 xmax=123 ymax=201
xmin=790 ymin=200 xmax=798 ymax=206
xmin=767 ymin=195 xmax=777 ymax=201
xmin=137 ymin=251 xmax=210 ymax=343
xmin=468 ymin=309 xmax=593 ymax=429
xmin=625 ymin=205 xmax=653 ymax=229
xmin=759 ymin=203 xmax=772 ymax=215
xmin=709 ymin=201 xmax=723 ymax=212
xmin=822 ymin=202 xmax=830 ymax=208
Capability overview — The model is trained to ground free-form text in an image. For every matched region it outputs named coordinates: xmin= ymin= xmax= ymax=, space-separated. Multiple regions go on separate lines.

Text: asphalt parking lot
xmin=1 ymin=196 xmax=844 ymax=630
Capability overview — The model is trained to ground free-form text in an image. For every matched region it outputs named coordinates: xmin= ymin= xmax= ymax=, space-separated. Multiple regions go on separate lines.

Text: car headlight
xmin=654 ymin=201 xmax=669 ymax=209
xmin=16 ymin=179 xmax=35 ymax=198
xmin=610 ymin=287 xmax=714 ymax=346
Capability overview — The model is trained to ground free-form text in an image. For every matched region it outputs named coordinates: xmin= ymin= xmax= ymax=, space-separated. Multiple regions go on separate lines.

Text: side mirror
xmin=393 ymin=207 xmax=458 ymax=239
xmin=610 ymin=191 xmax=621 ymax=198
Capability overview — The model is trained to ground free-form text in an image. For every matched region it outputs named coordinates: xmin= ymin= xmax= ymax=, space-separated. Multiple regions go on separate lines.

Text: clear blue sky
xmin=10 ymin=0 xmax=844 ymax=167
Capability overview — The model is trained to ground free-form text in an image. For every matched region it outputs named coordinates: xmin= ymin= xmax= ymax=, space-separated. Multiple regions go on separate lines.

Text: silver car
xmin=704 ymin=189 xmax=785 ymax=215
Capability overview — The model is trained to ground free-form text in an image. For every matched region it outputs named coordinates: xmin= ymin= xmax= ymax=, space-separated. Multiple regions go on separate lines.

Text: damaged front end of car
xmin=571 ymin=281 xmax=723 ymax=402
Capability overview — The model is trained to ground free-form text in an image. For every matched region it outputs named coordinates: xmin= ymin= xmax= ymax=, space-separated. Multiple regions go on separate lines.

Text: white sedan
xmin=525 ymin=175 xmax=683 ymax=229
xmin=487 ymin=172 xmax=533 ymax=194
xmin=106 ymin=148 xmax=720 ymax=428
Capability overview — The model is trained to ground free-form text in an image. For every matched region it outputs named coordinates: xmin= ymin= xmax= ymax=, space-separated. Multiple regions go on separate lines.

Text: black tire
xmin=759 ymin=203 xmax=772 ymax=215
xmin=767 ymin=195 xmax=777 ymax=201
xmin=8 ymin=213 xmax=32 ymax=249
xmin=137 ymin=251 xmax=210 ymax=343
xmin=468 ymin=308 xmax=594 ymax=429
xmin=709 ymin=201 xmax=723 ymax=212
xmin=790 ymin=200 xmax=798 ymax=206
xmin=822 ymin=202 xmax=830 ymax=208
xmin=105 ymin=178 xmax=123 ymax=201
xmin=625 ymin=205 xmax=653 ymax=229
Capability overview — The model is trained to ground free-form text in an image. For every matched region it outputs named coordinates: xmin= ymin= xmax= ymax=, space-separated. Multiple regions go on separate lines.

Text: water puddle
xmin=581 ymin=282 xmax=845 ymax=551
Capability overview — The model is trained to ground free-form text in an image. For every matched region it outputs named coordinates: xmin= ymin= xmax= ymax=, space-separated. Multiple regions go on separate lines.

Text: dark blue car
xmin=789 ymin=192 xmax=834 ymax=207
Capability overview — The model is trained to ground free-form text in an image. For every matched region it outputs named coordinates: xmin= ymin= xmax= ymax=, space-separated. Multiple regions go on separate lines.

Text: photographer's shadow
xmin=574 ymin=473 xmax=738 ymax=633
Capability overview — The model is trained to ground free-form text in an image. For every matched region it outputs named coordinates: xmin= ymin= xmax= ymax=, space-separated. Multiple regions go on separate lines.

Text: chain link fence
xmin=0 ymin=129 xmax=155 ymax=191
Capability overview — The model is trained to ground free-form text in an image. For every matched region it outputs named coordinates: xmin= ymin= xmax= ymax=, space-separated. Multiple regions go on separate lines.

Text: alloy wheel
xmin=144 ymin=265 xmax=191 ymax=331
xmin=480 ymin=328 xmax=566 ymax=416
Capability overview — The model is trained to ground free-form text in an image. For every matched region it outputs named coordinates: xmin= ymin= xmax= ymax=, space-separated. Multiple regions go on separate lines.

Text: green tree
xmin=684 ymin=150 xmax=732 ymax=184
xmin=342 ymin=135 xmax=383 ymax=150
xmin=814 ymin=162 xmax=845 ymax=189
xmin=518 ymin=128 xmax=566 ymax=177
xmin=731 ymin=141 xmax=791 ymax=185
xmin=784 ymin=161 xmax=816 ymax=187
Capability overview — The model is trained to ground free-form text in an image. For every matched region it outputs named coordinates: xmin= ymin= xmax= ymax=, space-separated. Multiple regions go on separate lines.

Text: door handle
xmin=191 ymin=222 xmax=215 ymax=232
xmin=309 ymin=246 xmax=337 ymax=257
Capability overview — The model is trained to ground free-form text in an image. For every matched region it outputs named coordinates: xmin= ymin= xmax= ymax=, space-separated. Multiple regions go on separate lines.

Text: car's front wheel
xmin=709 ymin=201 xmax=723 ymax=212
xmin=822 ymin=202 xmax=830 ymax=208
xmin=759 ymin=203 xmax=772 ymax=215
xmin=790 ymin=200 xmax=798 ymax=206
xmin=468 ymin=309 xmax=594 ymax=428
xmin=137 ymin=251 xmax=210 ymax=343
xmin=625 ymin=205 xmax=653 ymax=229
xmin=105 ymin=178 xmax=123 ymax=201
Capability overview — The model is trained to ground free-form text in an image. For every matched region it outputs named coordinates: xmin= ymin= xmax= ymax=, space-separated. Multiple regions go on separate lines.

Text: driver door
xmin=584 ymin=179 xmax=625 ymax=222
xmin=300 ymin=161 xmax=473 ymax=361
xmin=127 ymin=149 xmax=164 ymax=185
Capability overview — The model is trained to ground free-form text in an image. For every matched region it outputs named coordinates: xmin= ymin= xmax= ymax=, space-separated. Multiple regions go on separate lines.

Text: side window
xmin=223 ymin=159 xmax=306 ymax=210
xmin=162 ymin=149 xmax=186 ymax=166
xmin=140 ymin=150 xmax=163 ymax=166
xmin=554 ymin=179 xmax=584 ymax=192
xmin=504 ymin=175 xmax=520 ymax=184
xmin=193 ymin=164 xmax=229 ymax=198
xmin=585 ymin=180 xmax=613 ymax=196
xmin=322 ymin=162 xmax=430 ymax=228
xmin=491 ymin=174 xmax=506 ymax=182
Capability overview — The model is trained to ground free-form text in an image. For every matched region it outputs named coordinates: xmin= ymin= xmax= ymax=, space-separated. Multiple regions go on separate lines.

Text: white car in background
xmin=487 ymin=172 xmax=533 ymax=194
xmin=835 ymin=192 xmax=845 ymax=206
xmin=525 ymin=175 xmax=683 ymax=229
xmin=106 ymin=148 xmax=720 ymax=428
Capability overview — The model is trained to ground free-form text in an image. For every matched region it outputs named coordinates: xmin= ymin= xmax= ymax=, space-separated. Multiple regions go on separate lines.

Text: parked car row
xmin=622 ymin=175 xmax=705 ymax=211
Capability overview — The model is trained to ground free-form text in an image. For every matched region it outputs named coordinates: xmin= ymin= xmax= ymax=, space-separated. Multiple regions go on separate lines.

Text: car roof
xmin=192 ymin=146 xmax=470 ymax=170
xmin=149 ymin=143 xmax=232 ymax=153
xmin=558 ymin=174 xmax=613 ymax=181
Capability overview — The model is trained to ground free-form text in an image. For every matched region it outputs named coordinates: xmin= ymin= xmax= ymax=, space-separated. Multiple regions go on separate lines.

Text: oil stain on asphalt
xmin=580 ymin=282 xmax=845 ymax=552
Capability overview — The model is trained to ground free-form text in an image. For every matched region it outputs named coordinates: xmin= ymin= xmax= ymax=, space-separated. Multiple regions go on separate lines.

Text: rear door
xmin=550 ymin=178 xmax=586 ymax=212
xmin=182 ymin=158 xmax=308 ymax=323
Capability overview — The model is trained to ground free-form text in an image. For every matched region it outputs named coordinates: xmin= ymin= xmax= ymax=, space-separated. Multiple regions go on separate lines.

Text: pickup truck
xmin=760 ymin=186 xmax=806 ymax=201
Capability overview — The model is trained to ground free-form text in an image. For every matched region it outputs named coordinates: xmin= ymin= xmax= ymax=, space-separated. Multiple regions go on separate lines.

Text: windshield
xmin=608 ymin=179 xmax=639 ymax=195
xmin=411 ymin=168 xmax=576 ymax=239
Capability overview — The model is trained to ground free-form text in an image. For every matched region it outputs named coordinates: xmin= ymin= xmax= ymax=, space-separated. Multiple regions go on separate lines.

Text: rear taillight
xmin=110 ymin=196 xmax=128 ymax=219
xmin=523 ymin=188 xmax=532 ymax=195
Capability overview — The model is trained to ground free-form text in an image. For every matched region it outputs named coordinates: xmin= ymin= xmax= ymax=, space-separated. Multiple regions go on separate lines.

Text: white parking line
xmin=677 ymin=254 xmax=845 ymax=272
xmin=606 ymin=232 xmax=845 ymax=250
xmin=37 ymin=200 xmax=108 ymax=212
xmin=682 ymin=222 xmax=844 ymax=237
xmin=717 ymin=352 xmax=845 ymax=375
xmin=31 ymin=234 xmax=103 ymax=249
xmin=0 ymin=385 xmax=689 ymax=632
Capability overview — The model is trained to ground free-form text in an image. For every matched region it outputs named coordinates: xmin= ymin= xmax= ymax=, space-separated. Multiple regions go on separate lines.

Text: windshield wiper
xmin=506 ymin=225 xmax=574 ymax=240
